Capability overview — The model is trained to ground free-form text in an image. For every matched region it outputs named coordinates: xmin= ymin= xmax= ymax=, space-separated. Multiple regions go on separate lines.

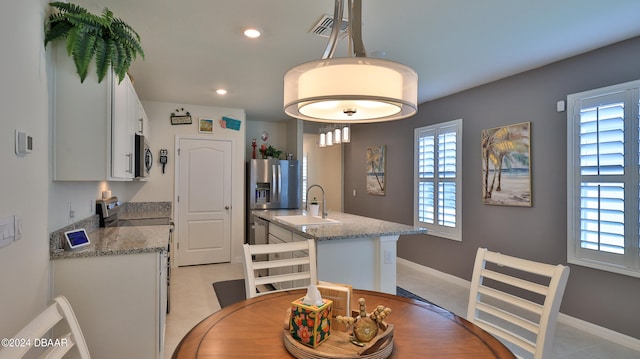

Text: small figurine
xmin=336 ymin=298 xmax=391 ymax=345
xmin=251 ymin=139 xmax=257 ymax=159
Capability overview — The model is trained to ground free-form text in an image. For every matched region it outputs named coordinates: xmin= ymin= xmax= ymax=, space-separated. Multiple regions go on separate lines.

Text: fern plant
xmin=44 ymin=1 xmax=144 ymax=83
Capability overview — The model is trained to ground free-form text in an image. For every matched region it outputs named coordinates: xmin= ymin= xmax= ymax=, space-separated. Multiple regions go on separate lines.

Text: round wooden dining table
xmin=172 ymin=289 xmax=515 ymax=358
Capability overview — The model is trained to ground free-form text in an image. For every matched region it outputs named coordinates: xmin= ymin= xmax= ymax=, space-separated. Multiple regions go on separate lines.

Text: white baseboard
xmin=557 ymin=313 xmax=640 ymax=352
xmin=397 ymin=258 xmax=640 ymax=352
xmin=398 ymin=257 xmax=470 ymax=289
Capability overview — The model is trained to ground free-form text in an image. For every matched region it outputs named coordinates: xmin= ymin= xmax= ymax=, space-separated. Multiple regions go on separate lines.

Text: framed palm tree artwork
xmin=366 ymin=145 xmax=386 ymax=195
xmin=481 ymin=122 xmax=531 ymax=206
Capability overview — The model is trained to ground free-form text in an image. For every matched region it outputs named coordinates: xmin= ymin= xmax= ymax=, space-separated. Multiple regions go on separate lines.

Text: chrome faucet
xmin=305 ymin=184 xmax=328 ymax=218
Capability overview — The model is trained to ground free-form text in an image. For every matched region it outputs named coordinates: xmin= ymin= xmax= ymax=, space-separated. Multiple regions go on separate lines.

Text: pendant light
xmin=284 ymin=0 xmax=418 ymax=123
xmin=317 ymin=124 xmax=351 ymax=148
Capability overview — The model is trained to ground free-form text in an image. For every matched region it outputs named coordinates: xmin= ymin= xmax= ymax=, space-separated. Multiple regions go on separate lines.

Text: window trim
xmin=567 ymin=79 xmax=640 ymax=278
xmin=414 ymin=119 xmax=463 ymax=241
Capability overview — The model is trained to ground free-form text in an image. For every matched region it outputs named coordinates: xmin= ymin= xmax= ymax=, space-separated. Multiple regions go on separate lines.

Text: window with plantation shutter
xmin=414 ymin=119 xmax=462 ymax=241
xmin=567 ymin=79 xmax=640 ymax=277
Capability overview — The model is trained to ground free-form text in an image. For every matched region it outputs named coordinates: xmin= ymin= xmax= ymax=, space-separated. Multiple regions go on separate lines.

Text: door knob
xmin=225 ymin=206 xmax=230 ymax=210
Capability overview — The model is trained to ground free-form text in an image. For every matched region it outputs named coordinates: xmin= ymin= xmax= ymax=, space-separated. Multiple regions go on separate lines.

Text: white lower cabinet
xmin=52 ymin=252 xmax=167 ymax=359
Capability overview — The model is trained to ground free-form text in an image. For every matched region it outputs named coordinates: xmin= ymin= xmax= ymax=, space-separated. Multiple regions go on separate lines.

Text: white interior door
xmin=176 ymin=137 xmax=232 ymax=265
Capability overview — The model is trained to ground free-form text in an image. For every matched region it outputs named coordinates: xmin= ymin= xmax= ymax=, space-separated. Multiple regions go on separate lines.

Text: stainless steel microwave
xmin=134 ymin=133 xmax=151 ymax=178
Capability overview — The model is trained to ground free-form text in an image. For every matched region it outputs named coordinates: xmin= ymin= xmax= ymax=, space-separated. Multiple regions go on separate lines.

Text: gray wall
xmin=343 ymin=36 xmax=640 ymax=339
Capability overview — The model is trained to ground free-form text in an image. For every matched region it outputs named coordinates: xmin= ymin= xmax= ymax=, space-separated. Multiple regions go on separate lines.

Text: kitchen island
xmin=252 ymin=210 xmax=426 ymax=294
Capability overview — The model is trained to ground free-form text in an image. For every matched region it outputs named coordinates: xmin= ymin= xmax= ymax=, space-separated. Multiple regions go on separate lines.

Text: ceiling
xmin=82 ymin=0 xmax=640 ymax=122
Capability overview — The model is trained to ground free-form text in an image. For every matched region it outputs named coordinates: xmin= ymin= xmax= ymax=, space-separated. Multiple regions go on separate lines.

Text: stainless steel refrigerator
xmin=246 ymin=159 xmax=300 ymax=245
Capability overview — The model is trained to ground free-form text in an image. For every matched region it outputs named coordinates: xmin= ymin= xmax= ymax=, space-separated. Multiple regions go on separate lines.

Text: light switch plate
xmin=0 ymin=216 xmax=16 ymax=248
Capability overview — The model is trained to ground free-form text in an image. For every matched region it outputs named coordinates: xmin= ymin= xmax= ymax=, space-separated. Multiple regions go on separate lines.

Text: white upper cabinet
xmin=111 ymin=75 xmax=137 ymax=179
xmin=137 ymin=97 xmax=149 ymax=138
xmin=52 ymin=44 xmax=145 ymax=181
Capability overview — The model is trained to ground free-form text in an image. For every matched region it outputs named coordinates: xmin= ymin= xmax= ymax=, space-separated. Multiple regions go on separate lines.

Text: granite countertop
xmin=51 ymin=225 xmax=170 ymax=260
xmin=118 ymin=202 xmax=172 ymax=220
xmin=253 ymin=209 xmax=426 ymax=240
xmin=50 ymin=201 xmax=172 ymax=260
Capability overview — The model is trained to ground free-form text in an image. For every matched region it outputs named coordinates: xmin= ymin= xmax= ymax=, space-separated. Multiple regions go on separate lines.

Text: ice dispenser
xmin=255 ymin=182 xmax=271 ymax=204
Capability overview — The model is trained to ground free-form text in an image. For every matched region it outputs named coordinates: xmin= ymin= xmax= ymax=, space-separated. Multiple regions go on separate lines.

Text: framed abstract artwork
xmin=481 ymin=122 xmax=531 ymax=206
xmin=366 ymin=145 xmax=386 ymax=195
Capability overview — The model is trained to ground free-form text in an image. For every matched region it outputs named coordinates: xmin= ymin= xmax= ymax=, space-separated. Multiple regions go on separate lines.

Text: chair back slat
xmin=243 ymin=239 xmax=318 ymax=298
xmin=0 ymin=296 xmax=91 ymax=359
xmin=468 ymin=248 xmax=569 ymax=359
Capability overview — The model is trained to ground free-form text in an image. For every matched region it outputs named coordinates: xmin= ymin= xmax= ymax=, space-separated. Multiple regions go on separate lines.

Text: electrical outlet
xmin=68 ymin=202 xmax=75 ymax=222
xmin=0 ymin=215 xmax=17 ymax=248
xmin=384 ymin=250 xmax=393 ymax=264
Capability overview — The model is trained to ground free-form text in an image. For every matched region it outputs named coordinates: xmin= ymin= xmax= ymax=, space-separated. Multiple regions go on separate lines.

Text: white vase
xmin=309 ymin=204 xmax=320 ymax=217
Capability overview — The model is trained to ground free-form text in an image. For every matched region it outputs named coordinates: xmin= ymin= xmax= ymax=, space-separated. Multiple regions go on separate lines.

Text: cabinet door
xmin=136 ymin=97 xmax=149 ymax=137
xmin=53 ymin=44 xmax=111 ymax=180
xmin=53 ymin=253 xmax=163 ymax=359
xmin=111 ymin=75 xmax=136 ymax=179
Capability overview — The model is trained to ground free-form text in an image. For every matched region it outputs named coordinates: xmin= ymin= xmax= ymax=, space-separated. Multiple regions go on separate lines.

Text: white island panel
xmin=316 ymin=235 xmax=398 ymax=293
xmin=254 ymin=210 xmax=425 ymax=295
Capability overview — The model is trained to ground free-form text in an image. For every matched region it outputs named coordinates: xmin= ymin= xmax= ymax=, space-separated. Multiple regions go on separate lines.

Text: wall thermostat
xmin=15 ymin=130 xmax=33 ymax=155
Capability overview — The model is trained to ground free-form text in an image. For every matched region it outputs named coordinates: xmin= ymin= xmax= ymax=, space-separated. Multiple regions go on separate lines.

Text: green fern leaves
xmin=44 ymin=2 xmax=144 ymax=83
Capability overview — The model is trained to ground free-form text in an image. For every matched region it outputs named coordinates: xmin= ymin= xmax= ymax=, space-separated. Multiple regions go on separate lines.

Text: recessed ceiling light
xmin=243 ymin=27 xmax=261 ymax=39
xmin=216 ymin=89 xmax=227 ymax=95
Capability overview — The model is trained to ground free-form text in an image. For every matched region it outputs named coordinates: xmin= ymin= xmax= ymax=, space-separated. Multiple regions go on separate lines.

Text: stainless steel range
xmin=96 ymin=197 xmax=122 ymax=227
xmin=96 ymin=197 xmax=173 ymax=313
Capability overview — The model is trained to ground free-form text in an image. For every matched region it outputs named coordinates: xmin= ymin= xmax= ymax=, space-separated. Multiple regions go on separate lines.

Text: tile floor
xmin=164 ymin=261 xmax=640 ymax=359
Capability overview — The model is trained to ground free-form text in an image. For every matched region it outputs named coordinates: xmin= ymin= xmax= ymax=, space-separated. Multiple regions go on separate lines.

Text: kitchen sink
xmin=274 ymin=215 xmax=341 ymax=226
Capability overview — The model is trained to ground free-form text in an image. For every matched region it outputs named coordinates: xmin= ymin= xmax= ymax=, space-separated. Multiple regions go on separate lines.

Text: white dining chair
xmin=467 ymin=247 xmax=569 ymax=359
xmin=242 ymin=239 xmax=317 ymax=298
xmin=0 ymin=296 xmax=91 ymax=359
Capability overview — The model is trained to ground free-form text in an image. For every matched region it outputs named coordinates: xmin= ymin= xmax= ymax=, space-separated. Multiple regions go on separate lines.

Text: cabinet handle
xmin=126 ymin=153 xmax=133 ymax=173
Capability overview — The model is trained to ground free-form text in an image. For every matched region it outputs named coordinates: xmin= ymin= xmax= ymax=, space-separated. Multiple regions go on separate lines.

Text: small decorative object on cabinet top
xmin=259 ymin=145 xmax=283 ymax=159
xmin=44 ymin=1 xmax=144 ymax=84
xmin=251 ymin=139 xmax=257 ymax=159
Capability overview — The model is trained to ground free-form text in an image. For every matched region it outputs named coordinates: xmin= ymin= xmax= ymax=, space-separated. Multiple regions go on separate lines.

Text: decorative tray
xmin=283 ymin=324 xmax=394 ymax=359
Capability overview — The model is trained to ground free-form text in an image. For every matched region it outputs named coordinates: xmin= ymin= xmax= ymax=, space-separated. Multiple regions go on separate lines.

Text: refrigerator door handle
xmin=272 ymin=164 xmax=281 ymax=202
